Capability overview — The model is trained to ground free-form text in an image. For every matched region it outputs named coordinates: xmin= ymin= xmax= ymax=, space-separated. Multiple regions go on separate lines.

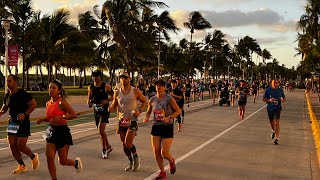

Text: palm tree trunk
xmin=26 ymin=68 xmax=30 ymax=90
xmin=83 ymin=68 xmax=87 ymax=85
xmin=188 ymin=32 xmax=193 ymax=78
xmin=35 ymin=66 xmax=38 ymax=82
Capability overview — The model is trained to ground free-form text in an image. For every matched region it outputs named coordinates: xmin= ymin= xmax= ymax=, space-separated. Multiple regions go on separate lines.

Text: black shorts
xmin=267 ymin=109 xmax=281 ymax=121
xmin=151 ymin=124 xmax=174 ymax=138
xmin=94 ymin=111 xmax=110 ymax=127
xmin=252 ymin=91 xmax=257 ymax=95
xmin=7 ymin=120 xmax=30 ymax=137
xmin=185 ymin=91 xmax=191 ymax=97
xmin=46 ymin=125 xmax=73 ymax=149
xmin=238 ymin=100 xmax=247 ymax=106
xmin=116 ymin=121 xmax=138 ymax=134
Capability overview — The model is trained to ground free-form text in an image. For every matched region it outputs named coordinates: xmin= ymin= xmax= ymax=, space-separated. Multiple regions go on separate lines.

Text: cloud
xmin=53 ymin=0 xmax=70 ymax=3
xmin=58 ymin=0 xmax=100 ymax=25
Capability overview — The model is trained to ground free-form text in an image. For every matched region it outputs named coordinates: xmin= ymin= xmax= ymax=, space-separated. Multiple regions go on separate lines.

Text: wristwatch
xmin=62 ymin=115 xmax=66 ymax=120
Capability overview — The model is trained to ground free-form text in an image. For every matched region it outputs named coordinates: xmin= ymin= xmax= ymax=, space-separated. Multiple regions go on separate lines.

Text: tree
xmin=183 ymin=11 xmax=211 ymax=77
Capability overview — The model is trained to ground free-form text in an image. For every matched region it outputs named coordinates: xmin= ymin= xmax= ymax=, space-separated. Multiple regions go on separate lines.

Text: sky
xmin=32 ymin=0 xmax=307 ymax=69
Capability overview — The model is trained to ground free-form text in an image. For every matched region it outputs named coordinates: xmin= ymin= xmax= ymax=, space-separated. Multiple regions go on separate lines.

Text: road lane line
xmin=144 ymin=104 xmax=267 ymax=180
xmin=0 ymin=122 xmax=119 ymax=151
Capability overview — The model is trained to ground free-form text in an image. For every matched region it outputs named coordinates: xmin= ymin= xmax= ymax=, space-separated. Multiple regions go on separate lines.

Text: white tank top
xmin=117 ymin=86 xmax=138 ymax=121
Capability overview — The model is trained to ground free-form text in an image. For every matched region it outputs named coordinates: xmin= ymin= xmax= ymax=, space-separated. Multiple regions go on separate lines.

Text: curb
xmin=0 ymin=110 xmax=93 ymax=126
xmin=306 ymin=93 xmax=320 ymax=168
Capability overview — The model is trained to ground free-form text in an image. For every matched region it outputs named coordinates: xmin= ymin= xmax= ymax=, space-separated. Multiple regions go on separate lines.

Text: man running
xmin=87 ymin=70 xmax=113 ymax=159
xmin=209 ymin=79 xmax=217 ymax=104
xmin=263 ymin=80 xmax=286 ymax=145
xmin=108 ymin=72 xmax=147 ymax=171
xmin=170 ymin=79 xmax=184 ymax=132
xmin=184 ymin=79 xmax=192 ymax=107
xmin=0 ymin=75 xmax=39 ymax=174
xmin=235 ymin=80 xmax=250 ymax=120
xmin=251 ymin=81 xmax=259 ymax=103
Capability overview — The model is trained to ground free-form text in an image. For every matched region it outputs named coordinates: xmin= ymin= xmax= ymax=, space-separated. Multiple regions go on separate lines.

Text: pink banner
xmin=8 ymin=45 xmax=18 ymax=66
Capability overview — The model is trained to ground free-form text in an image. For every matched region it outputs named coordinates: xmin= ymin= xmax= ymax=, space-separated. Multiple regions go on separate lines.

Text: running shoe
xmin=31 ymin=153 xmax=40 ymax=169
xmin=125 ymin=162 xmax=133 ymax=171
xmin=75 ymin=157 xmax=83 ymax=173
xmin=132 ymin=154 xmax=140 ymax=171
xmin=169 ymin=157 xmax=176 ymax=174
xmin=102 ymin=149 xmax=107 ymax=159
xmin=155 ymin=171 xmax=167 ymax=180
xmin=13 ymin=165 xmax=27 ymax=174
xmin=106 ymin=147 xmax=113 ymax=159
xmin=271 ymin=131 xmax=275 ymax=139
xmin=274 ymin=139 xmax=279 ymax=145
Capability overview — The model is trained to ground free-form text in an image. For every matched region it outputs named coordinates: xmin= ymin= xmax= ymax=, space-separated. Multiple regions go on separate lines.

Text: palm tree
xmin=101 ymin=0 xmax=168 ymax=80
xmin=297 ymin=0 xmax=320 ymax=40
xmin=184 ymin=11 xmax=211 ymax=77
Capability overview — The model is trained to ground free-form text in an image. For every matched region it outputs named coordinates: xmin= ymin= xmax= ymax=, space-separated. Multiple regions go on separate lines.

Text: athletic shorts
xmin=7 ymin=120 xmax=30 ymax=137
xmin=185 ymin=91 xmax=191 ymax=97
xmin=267 ymin=109 xmax=281 ymax=121
xmin=94 ymin=111 xmax=110 ymax=127
xmin=238 ymin=100 xmax=247 ymax=106
xmin=210 ymin=90 xmax=217 ymax=96
xmin=252 ymin=91 xmax=257 ymax=95
xmin=116 ymin=121 xmax=138 ymax=134
xmin=151 ymin=124 xmax=174 ymax=138
xmin=46 ymin=125 xmax=73 ymax=149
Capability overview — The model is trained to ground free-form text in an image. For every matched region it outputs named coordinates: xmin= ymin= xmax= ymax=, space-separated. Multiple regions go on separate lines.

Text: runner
xmin=184 ymin=79 xmax=192 ymax=107
xmin=108 ymin=72 xmax=147 ymax=171
xmin=170 ymin=79 xmax=184 ymax=132
xmin=37 ymin=79 xmax=82 ymax=180
xmin=228 ymin=81 xmax=236 ymax=107
xmin=209 ymin=79 xmax=217 ymax=104
xmin=262 ymin=80 xmax=286 ymax=145
xmin=147 ymin=80 xmax=157 ymax=99
xmin=198 ymin=80 xmax=205 ymax=101
xmin=137 ymin=78 xmax=146 ymax=95
xmin=177 ymin=77 xmax=185 ymax=122
xmin=87 ymin=70 xmax=113 ymax=159
xmin=0 ymin=74 xmax=39 ymax=174
xmin=251 ymin=81 xmax=259 ymax=103
xmin=191 ymin=79 xmax=198 ymax=103
xmin=235 ymin=80 xmax=250 ymax=120
xmin=144 ymin=79 xmax=181 ymax=179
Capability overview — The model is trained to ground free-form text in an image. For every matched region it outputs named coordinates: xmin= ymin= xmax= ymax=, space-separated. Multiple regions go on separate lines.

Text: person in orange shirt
xmin=37 ymin=80 xmax=82 ymax=180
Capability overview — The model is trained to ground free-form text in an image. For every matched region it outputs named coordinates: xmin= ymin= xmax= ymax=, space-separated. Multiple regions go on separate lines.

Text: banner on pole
xmin=8 ymin=45 xmax=18 ymax=66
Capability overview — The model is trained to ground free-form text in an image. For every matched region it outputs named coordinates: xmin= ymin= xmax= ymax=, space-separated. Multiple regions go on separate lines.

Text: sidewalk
xmin=0 ymin=96 xmax=91 ymax=125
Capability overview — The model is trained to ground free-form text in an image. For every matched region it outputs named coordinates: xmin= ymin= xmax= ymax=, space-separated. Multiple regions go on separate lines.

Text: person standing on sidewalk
xmin=144 ymin=79 xmax=181 ymax=179
xmin=108 ymin=72 xmax=147 ymax=172
xmin=170 ymin=79 xmax=184 ymax=132
xmin=0 ymin=74 xmax=39 ymax=174
xmin=235 ymin=80 xmax=250 ymax=120
xmin=87 ymin=70 xmax=113 ymax=159
xmin=37 ymin=79 xmax=82 ymax=180
xmin=263 ymin=80 xmax=286 ymax=145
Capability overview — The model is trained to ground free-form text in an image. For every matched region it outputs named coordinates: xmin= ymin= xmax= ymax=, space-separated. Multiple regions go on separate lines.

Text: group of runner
xmin=0 ymin=71 xmax=286 ymax=180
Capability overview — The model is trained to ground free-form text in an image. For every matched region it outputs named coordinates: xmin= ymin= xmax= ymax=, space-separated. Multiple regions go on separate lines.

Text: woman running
xmin=144 ymin=79 xmax=181 ymax=179
xmin=37 ymin=80 xmax=82 ymax=180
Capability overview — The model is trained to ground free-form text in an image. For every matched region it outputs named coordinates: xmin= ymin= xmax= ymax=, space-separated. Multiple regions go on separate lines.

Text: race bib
xmin=154 ymin=109 xmax=165 ymax=121
xmin=94 ymin=104 xmax=105 ymax=112
xmin=6 ymin=122 xmax=19 ymax=134
xmin=120 ymin=118 xmax=131 ymax=127
xmin=273 ymin=100 xmax=279 ymax=105
xmin=43 ymin=126 xmax=53 ymax=139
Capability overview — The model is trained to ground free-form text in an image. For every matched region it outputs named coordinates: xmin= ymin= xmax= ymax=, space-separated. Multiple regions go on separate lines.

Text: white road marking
xmin=144 ymin=104 xmax=267 ymax=180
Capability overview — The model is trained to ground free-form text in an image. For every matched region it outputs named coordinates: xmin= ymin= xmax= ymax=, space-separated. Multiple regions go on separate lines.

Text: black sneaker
xmin=274 ymin=139 xmax=279 ymax=145
xmin=271 ymin=131 xmax=275 ymax=139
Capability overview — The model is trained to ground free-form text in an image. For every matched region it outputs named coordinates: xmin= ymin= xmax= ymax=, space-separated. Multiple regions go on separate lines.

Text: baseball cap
xmin=155 ymin=79 xmax=166 ymax=86
xmin=92 ymin=70 xmax=102 ymax=77
xmin=120 ymin=72 xmax=130 ymax=78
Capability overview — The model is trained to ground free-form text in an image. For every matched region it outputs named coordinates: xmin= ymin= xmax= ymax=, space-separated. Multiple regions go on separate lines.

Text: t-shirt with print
xmin=236 ymin=86 xmax=249 ymax=102
xmin=149 ymin=94 xmax=174 ymax=126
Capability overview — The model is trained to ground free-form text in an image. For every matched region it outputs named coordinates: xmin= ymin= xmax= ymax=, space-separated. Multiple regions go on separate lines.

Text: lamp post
xmin=2 ymin=19 xmax=10 ymax=94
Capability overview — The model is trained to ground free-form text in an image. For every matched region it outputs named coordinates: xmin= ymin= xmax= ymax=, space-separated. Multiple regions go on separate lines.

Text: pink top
xmin=46 ymin=98 xmax=67 ymax=123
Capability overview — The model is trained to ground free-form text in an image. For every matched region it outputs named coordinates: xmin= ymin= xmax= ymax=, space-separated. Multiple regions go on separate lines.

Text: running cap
xmin=92 ymin=70 xmax=102 ymax=77
xmin=155 ymin=79 xmax=166 ymax=86
xmin=120 ymin=72 xmax=130 ymax=78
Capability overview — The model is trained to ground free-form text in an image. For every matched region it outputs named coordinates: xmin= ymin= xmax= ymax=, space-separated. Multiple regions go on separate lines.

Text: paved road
xmin=0 ymin=90 xmax=318 ymax=180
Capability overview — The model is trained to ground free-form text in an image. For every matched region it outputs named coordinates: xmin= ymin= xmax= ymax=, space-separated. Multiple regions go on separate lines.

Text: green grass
xmin=0 ymin=86 xmax=89 ymax=108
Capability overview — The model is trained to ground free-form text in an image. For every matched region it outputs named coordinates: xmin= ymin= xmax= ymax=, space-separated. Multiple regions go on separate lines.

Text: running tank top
xmin=185 ymin=83 xmax=191 ymax=92
xmin=90 ymin=82 xmax=109 ymax=105
xmin=150 ymin=94 xmax=174 ymax=125
xmin=46 ymin=98 xmax=67 ymax=123
xmin=117 ymin=86 xmax=138 ymax=121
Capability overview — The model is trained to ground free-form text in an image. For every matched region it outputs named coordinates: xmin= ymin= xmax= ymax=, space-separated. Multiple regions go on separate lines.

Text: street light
xmin=2 ymin=19 xmax=10 ymax=94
